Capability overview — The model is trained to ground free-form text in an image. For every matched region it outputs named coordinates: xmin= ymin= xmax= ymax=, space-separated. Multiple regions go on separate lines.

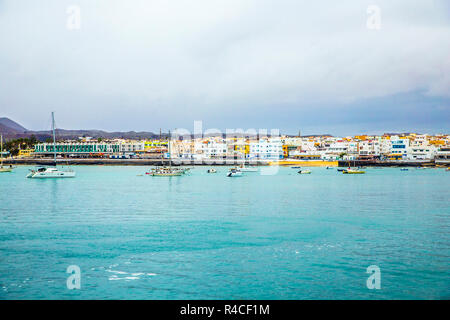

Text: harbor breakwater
xmin=3 ymin=158 xmax=445 ymax=167
xmin=3 ymin=158 xmax=269 ymax=166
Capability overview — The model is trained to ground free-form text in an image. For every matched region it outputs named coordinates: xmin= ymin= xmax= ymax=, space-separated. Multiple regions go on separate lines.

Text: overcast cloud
xmin=0 ymin=0 xmax=449 ymax=135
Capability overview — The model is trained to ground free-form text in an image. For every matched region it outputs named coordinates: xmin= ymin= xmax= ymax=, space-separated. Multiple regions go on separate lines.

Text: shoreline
xmin=2 ymin=158 xmax=445 ymax=167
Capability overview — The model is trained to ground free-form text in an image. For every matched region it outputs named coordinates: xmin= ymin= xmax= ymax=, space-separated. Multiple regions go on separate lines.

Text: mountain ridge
xmin=0 ymin=117 xmax=161 ymax=140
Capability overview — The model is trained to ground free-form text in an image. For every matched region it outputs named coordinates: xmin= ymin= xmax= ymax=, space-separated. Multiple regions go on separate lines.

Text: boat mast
xmin=52 ymin=112 xmax=56 ymax=165
xmin=1 ymin=134 xmax=3 ymax=167
xmin=168 ymin=129 xmax=171 ymax=169
xmin=159 ymin=128 xmax=162 ymax=167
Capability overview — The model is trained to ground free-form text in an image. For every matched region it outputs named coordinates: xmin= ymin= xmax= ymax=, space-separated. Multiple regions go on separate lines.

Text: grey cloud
xmin=0 ymin=0 xmax=449 ymax=134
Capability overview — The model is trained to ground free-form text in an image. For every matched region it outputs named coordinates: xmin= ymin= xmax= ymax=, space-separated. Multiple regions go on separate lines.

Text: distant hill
xmin=0 ymin=117 xmax=161 ymax=140
xmin=0 ymin=117 xmax=306 ymax=141
xmin=0 ymin=117 xmax=28 ymax=132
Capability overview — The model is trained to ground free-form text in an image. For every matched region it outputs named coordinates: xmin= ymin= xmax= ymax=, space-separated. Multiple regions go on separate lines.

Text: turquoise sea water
xmin=0 ymin=165 xmax=449 ymax=299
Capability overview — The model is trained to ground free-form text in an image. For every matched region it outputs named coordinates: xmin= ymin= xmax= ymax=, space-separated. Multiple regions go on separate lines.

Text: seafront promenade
xmin=2 ymin=157 xmax=441 ymax=167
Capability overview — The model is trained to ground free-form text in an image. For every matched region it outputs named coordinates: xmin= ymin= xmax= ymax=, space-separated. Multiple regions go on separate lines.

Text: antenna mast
xmin=52 ymin=112 xmax=56 ymax=165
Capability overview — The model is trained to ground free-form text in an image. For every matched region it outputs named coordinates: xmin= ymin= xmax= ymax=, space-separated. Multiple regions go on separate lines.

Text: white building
xmin=435 ymin=148 xmax=450 ymax=164
xmin=249 ymin=138 xmax=283 ymax=160
xmin=407 ymin=146 xmax=437 ymax=160
xmin=358 ymin=140 xmax=381 ymax=156
xmin=389 ymin=137 xmax=410 ymax=159
xmin=119 ymin=141 xmax=145 ymax=153
xmin=194 ymin=138 xmax=227 ymax=159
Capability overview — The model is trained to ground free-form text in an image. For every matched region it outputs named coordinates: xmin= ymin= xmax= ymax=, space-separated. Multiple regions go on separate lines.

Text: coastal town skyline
xmin=1 ymin=116 xmax=448 ymax=139
xmin=2 ymin=116 xmax=448 ymax=164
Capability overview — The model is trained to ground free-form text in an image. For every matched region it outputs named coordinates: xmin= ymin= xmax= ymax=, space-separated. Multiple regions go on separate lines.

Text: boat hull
xmin=227 ymin=172 xmax=242 ymax=177
xmin=148 ymin=173 xmax=183 ymax=176
xmin=343 ymin=170 xmax=365 ymax=174
xmin=27 ymin=171 xmax=76 ymax=178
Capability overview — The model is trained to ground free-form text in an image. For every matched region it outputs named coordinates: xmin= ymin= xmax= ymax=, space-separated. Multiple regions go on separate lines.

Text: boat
xmin=291 ymin=166 xmax=302 ymax=169
xmin=298 ymin=169 xmax=311 ymax=174
xmin=337 ymin=168 xmax=345 ymax=172
xmin=147 ymin=166 xmax=183 ymax=176
xmin=0 ymin=166 xmax=12 ymax=173
xmin=400 ymin=168 xmax=409 ymax=171
xmin=227 ymin=169 xmax=242 ymax=177
xmin=342 ymin=168 xmax=365 ymax=174
xmin=27 ymin=166 xmax=76 ymax=178
xmin=326 ymin=167 xmax=333 ymax=169
xmin=207 ymin=168 xmax=217 ymax=173
xmin=0 ymin=134 xmax=13 ymax=173
xmin=446 ymin=167 xmax=450 ymax=171
xmin=26 ymin=112 xmax=76 ymax=179
xmin=146 ymin=130 xmax=184 ymax=176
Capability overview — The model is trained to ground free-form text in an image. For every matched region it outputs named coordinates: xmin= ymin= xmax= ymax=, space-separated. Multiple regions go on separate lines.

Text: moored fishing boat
xmin=146 ymin=130 xmax=184 ymax=177
xmin=207 ymin=168 xmax=217 ymax=173
xmin=147 ymin=166 xmax=184 ymax=176
xmin=343 ymin=168 xmax=365 ymax=174
xmin=298 ymin=169 xmax=311 ymax=174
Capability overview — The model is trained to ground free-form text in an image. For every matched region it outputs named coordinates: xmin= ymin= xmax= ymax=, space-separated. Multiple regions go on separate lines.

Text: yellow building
xmin=234 ymin=144 xmax=249 ymax=154
xmin=18 ymin=149 xmax=34 ymax=157
xmin=144 ymin=140 xmax=168 ymax=152
xmin=429 ymin=140 xmax=445 ymax=146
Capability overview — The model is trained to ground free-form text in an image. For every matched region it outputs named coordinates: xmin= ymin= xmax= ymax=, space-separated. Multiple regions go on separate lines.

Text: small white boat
xmin=298 ymin=169 xmax=311 ymax=174
xmin=207 ymin=168 xmax=217 ymax=173
xmin=27 ymin=166 xmax=76 ymax=178
xmin=227 ymin=169 xmax=242 ymax=177
xmin=0 ymin=166 xmax=13 ymax=173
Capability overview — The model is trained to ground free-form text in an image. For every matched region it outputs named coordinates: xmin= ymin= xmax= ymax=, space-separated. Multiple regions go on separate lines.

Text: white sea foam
xmin=108 ymin=276 xmax=140 ymax=281
xmin=106 ymin=270 xmax=128 ymax=275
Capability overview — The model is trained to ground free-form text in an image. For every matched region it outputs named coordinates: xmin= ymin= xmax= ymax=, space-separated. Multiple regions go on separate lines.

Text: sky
xmin=0 ymin=0 xmax=449 ymax=136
